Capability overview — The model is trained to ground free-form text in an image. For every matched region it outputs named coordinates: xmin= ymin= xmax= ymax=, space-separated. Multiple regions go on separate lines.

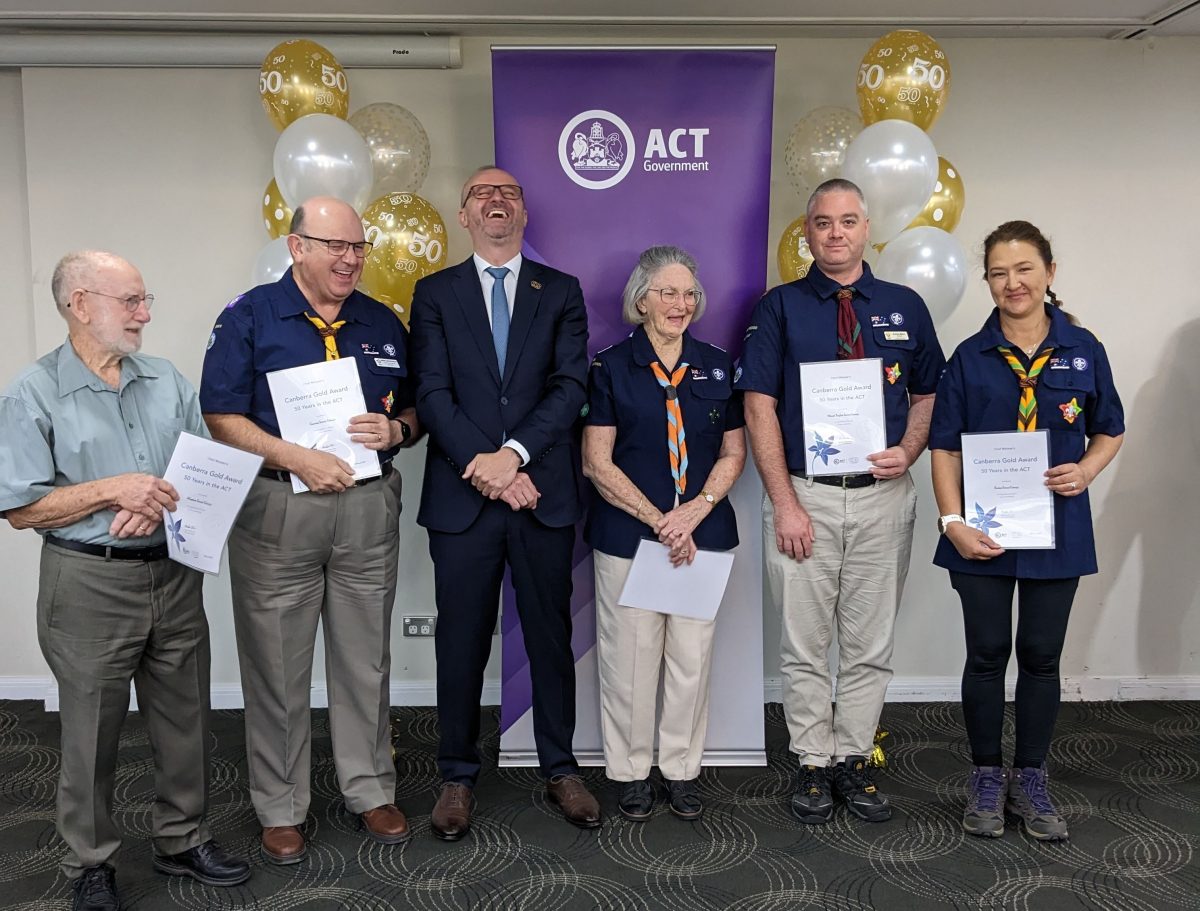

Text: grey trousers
xmin=228 ymin=471 xmax=401 ymax=826
xmin=764 ymin=473 xmax=917 ymax=766
xmin=37 ymin=542 xmax=211 ymax=878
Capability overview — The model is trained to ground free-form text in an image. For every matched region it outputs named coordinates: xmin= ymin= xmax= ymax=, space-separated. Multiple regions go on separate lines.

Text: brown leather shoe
xmin=431 ymin=782 xmax=472 ymax=842
xmin=261 ymin=825 xmax=306 ymax=865
xmin=546 ymin=774 xmax=602 ymax=829
xmin=361 ymin=803 xmax=410 ymax=844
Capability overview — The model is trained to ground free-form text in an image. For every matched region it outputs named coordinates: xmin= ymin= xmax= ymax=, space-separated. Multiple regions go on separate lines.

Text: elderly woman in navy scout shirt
xmin=930 ymin=221 xmax=1124 ymax=843
xmin=582 ymin=245 xmax=746 ymax=823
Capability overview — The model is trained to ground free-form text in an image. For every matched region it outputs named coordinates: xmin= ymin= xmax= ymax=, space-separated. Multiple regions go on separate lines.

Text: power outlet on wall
xmin=402 ymin=616 xmax=436 ymax=637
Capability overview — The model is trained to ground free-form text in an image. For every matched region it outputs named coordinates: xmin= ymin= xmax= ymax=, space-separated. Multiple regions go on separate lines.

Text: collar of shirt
xmin=804 ymin=261 xmax=878 ymax=303
xmin=973 ymin=302 xmax=1081 ymax=353
xmin=473 ymin=251 xmax=522 ymax=321
xmin=275 ymin=267 xmax=378 ymax=327
xmin=55 ymin=335 xmax=162 ymax=396
xmin=630 ymin=324 xmax=708 ymax=370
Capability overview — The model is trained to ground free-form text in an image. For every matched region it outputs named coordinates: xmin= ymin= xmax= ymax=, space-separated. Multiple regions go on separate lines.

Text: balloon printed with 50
xmin=777 ymin=216 xmax=814 ymax=283
xmin=259 ymin=39 xmax=350 ymax=131
xmin=856 ymin=30 xmax=951 ymax=132
xmin=359 ymin=193 xmax=448 ymax=328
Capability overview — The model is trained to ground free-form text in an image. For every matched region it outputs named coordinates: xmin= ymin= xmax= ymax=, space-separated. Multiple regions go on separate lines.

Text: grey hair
xmin=289 ymin=205 xmax=306 ymax=236
xmin=621 ymin=245 xmax=707 ymax=325
xmin=806 ymin=178 xmax=868 ymax=220
xmin=51 ymin=250 xmax=120 ymax=315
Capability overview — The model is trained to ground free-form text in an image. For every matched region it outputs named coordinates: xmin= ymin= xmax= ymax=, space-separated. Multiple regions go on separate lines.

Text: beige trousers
xmin=229 ymin=471 xmax=402 ymax=825
xmin=594 ymin=549 xmax=718 ymax=782
xmin=764 ymin=473 xmax=917 ymax=767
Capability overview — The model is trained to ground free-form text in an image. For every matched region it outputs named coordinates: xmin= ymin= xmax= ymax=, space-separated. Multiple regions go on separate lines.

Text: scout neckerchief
xmin=997 ymin=345 xmax=1054 ymax=431
xmin=836 ymin=286 xmax=864 ymax=359
xmin=649 ymin=361 xmax=689 ymax=495
xmin=304 ymin=312 xmax=346 ymax=360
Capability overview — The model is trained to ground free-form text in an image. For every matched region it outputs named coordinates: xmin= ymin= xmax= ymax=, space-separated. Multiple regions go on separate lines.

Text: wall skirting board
xmin=4 ymin=676 xmax=1197 ymax=712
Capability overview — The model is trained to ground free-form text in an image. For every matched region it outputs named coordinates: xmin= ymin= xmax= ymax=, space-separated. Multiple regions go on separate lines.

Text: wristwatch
xmin=937 ymin=514 xmax=965 ymax=534
xmin=698 ymin=489 xmax=717 ymax=505
xmin=397 ymin=419 xmax=412 ymax=445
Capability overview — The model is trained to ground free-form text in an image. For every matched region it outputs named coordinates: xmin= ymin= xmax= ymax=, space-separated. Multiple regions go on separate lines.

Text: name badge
xmin=374 ymin=357 xmax=400 ymax=368
xmin=883 ymin=330 xmax=909 ymax=341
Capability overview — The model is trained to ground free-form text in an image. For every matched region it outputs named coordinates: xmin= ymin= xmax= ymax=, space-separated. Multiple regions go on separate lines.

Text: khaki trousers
xmin=594 ymin=550 xmax=718 ymax=782
xmin=37 ymin=543 xmax=211 ymax=878
xmin=764 ymin=473 xmax=917 ymax=766
xmin=229 ymin=471 xmax=401 ymax=825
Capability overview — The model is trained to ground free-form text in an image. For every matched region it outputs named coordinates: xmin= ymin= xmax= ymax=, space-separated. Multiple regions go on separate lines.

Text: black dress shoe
xmin=72 ymin=864 xmax=119 ymax=911
xmin=617 ymin=779 xmax=655 ymax=821
xmin=153 ymin=839 xmax=251 ymax=886
xmin=665 ymin=778 xmax=704 ymax=820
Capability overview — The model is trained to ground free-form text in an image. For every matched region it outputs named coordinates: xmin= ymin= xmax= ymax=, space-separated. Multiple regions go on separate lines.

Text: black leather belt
xmin=791 ymin=470 xmax=878 ymax=489
xmin=258 ymin=461 xmax=393 ymax=487
xmin=45 ymin=534 xmax=169 ymax=561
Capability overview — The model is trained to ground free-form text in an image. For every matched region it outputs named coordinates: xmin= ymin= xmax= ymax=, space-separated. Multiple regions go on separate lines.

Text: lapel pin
xmin=530 ymin=280 xmax=542 ymax=290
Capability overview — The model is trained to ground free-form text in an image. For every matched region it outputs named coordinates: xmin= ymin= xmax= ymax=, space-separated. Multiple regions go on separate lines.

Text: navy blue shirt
xmin=585 ymin=326 xmax=744 ymax=559
xmin=931 ymin=305 xmax=1124 ymax=579
xmin=734 ymin=264 xmax=946 ymax=472
xmin=199 ymin=269 xmax=413 ymax=459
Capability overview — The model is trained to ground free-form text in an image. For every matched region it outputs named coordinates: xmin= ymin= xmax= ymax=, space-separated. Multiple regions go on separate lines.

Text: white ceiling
xmin=0 ymin=0 xmax=1197 ymax=39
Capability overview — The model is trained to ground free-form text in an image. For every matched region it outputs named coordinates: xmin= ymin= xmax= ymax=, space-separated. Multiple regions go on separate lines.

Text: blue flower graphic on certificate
xmin=167 ymin=514 xmax=187 ymax=547
xmin=808 ymin=432 xmax=841 ymax=466
xmin=969 ymin=503 xmax=1001 ymax=535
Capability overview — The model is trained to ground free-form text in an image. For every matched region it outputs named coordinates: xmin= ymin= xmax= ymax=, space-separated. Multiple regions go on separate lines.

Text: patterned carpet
xmin=1 ymin=699 xmax=1197 ymax=910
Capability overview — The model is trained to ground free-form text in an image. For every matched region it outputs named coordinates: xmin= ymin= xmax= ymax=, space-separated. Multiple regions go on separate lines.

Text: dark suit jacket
xmin=410 ymin=256 xmax=590 ymax=533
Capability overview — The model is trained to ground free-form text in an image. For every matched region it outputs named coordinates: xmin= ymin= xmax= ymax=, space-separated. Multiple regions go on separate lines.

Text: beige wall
xmin=1 ymin=35 xmax=1196 ymax=698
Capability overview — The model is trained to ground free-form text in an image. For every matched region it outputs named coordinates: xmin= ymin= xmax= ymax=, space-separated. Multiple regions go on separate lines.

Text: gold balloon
xmin=856 ymin=30 xmax=951 ymax=132
xmin=359 ymin=193 xmax=448 ymax=328
xmin=777 ymin=216 xmax=813 ymax=283
xmin=259 ymin=39 xmax=350 ymax=132
xmin=261 ymin=179 xmax=294 ymax=239
xmin=905 ymin=156 xmax=965 ymax=234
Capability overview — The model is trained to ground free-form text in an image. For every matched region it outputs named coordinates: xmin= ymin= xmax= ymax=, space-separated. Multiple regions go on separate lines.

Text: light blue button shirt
xmin=0 ymin=338 xmax=208 ymax=545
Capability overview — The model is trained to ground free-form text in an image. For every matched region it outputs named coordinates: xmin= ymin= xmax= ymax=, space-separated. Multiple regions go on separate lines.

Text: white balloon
xmin=874 ymin=226 xmax=968 ymax=324
xmin=840 ymin=120 xmax=939 ymax=245
xmin=273 ymin=113 xmax=373 ymax=212
xmin=251 ymin=236 xmax=293 ymax=286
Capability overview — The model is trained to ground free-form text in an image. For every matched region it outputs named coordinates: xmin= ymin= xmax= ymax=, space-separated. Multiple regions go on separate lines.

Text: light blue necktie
xmin=485 ymin=266 xmax=510 ymax=375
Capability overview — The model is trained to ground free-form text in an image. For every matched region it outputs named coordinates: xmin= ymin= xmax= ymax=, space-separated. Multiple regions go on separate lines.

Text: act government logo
xmin=559 ymin=110 xmax=635 ymax=190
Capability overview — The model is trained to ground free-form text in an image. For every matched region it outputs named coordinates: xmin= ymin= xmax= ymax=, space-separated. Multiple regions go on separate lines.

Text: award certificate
xmin=162 ymin=432 xmax=263 ymax=574
xmin=799 ymin=358 xmax=886 ymax=476
xmin=267 ymin=357 xmax=380 ymax=494
xmin=961 ymin=429 xmax=1055 ymax=549
xmin=618 ymin=539 xmax=736 ymax=621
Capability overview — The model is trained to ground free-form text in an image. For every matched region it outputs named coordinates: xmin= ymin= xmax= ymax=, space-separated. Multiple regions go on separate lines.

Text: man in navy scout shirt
xmin=736 ymin=178 xmax=946 ymax=826
xmin=200 ymin=197 xmax=420 ymax=865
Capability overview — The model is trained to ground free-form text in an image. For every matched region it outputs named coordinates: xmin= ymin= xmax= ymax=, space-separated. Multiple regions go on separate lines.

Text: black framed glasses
xmin=297 ymin=234 xmax=374 ymax=257
xmin=461 ymin=183 xmax=523 ymax=207
xmin=648 ymin=288 xmax=702 ymax=306
xmin=82 ymin=289 xmax=155 ymax=311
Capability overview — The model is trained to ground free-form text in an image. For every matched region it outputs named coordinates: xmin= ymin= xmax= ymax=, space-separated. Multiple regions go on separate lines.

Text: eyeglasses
xmin=82 ymin=289 xmax=155 ymax=311
xmin=461 ymin=183 xmax=523 ymax=207
xmin=297 ymin=234 xmax=374 ymax=257
xmin=648 ymin=288 xmax=702 ymax=307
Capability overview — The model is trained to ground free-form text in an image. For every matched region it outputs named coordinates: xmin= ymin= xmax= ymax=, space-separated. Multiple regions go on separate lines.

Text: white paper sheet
xmin=799 ymin=358 xmax=887 ymax=476
xmin=161 ymin=432 xmax=264 ymax=574
xmin=962 ymin=429 xmax=1055 ymax=549
xmin=617 ymin=538 xmax=736 ymax=621
xmin=265 ymin=357 xmax=380 ymax=493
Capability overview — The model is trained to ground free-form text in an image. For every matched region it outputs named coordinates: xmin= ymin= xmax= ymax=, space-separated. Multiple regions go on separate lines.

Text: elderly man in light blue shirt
xmin=0 ymin=250 xmax=249 ymax=911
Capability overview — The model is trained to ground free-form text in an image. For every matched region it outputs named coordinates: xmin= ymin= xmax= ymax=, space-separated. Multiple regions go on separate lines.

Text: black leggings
xmin=949 ymin=572 xmax=1079 ymax=769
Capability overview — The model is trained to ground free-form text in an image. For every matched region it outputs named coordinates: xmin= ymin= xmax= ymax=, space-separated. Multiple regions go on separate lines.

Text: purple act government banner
xmin=492 ymin=47 xmax=775 ymax=760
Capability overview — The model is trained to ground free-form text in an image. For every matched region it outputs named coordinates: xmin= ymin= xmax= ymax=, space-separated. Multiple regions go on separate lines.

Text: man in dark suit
xmin=410 ymin=166 xmax=598 ymax=840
